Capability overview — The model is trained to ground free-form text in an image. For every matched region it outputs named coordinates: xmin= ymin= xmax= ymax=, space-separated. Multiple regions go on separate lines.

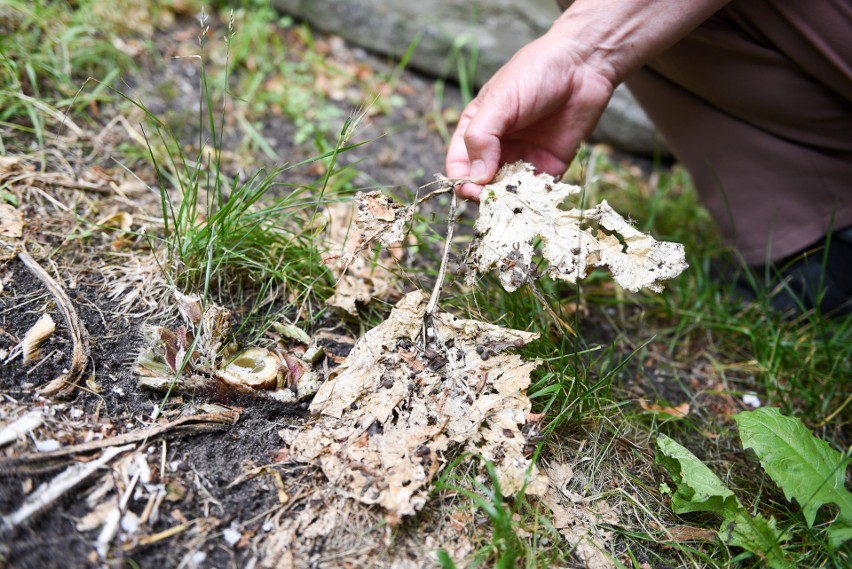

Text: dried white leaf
xmin=173 ymin=290 xmax=203 ymax=328
xmin=338 ymin=191 xmax=413 ymax=269
xmin=290 ymin=291 xmax=548 ymax=517
xmin=467 ymin=162 xmax=687 ymax=293
xmin=540 ymin=462 xmax=618 ymax=569
xmin=322 ymin=202 xmax=400 ymax=315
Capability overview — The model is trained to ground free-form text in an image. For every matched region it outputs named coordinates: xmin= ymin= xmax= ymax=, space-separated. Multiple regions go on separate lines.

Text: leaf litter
xmin=467 ymin=162 xmax=688 ymax=293
xmin=321 ymin=199 xmax=405 ymax=315
xmin=2 ymin=137 xmax=688 ymax=565
xmin=264 ymin=162 xmax=688 ymax=562
xmin=285 ymin=290 xmax=547 ymax=516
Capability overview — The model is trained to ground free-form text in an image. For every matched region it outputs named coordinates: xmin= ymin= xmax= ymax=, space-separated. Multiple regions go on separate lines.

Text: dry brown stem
xmin=18 ymin=250 xmax=90 ymax=397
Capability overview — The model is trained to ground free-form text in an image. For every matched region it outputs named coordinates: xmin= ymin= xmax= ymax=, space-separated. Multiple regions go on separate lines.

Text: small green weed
xmin=435 ymin=458 xmax=565 ymax=569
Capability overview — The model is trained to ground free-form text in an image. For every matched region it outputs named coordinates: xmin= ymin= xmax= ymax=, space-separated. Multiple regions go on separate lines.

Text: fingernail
xmin=470 ymin=160 xmax=487 ymax=183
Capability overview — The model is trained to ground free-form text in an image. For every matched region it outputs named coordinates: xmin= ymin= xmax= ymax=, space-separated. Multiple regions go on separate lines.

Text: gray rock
xmin=272 ymin=0 xmax=666 ymax=155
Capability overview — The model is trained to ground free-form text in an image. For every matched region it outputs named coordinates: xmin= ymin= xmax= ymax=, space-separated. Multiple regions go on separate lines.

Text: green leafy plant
xmin=657 ymin=434 xmax=789 ymax=567
xmin=657 ymin=407 xmax=851 ymax=567
xmin=734 ymin=407 xmax=852 ymax=548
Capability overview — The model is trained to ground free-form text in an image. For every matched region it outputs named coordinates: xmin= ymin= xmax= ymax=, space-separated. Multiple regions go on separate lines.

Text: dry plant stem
xmin=126 ymin=522 xmax=192 ymax=549
xmin=0 ymin=410 xmax=240 ymax=475
xmin=0 ymin=411 xmax=43 ymax=447
xmin=527 ymin=280 xmax=576 ymax=336
xmin=1 ymin=443 xmax=134 ymax=530
xmin=414 ymin=178 xmax=455 ymax=206
xmin=17 ymin=250 xmax=90 ymax=397
xmin=425 ymin=187 xmax=457 ymax=316
xmin=6 ymin=172 xmax=113 ymax=194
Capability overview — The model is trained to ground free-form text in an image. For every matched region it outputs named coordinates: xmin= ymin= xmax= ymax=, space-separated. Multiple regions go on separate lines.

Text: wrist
xmin=548 ymin=0 xmax=732 ymax=85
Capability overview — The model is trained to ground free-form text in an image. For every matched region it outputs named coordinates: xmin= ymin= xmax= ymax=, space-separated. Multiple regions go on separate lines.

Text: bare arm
xmin=447 ymin=0 xmax=731 ymax=199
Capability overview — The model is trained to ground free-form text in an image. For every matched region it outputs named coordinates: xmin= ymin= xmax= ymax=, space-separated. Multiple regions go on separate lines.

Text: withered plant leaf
xmin=136 ymin=298 xmax=320 ymax=404
xmin=467 ymin=162 xmax=688 ymax=293
xmin=338 ymin=190 xmax=413 ymax=270
xmin=540 ymin=462 xmax=618 ymax=569
xmin=0 ymin=203 xmax=23 ymax=239
xmin=639 ymin=400 xmax=690 ymax=419
xmin=322 ymin=202 xmax=400 ymax=315
xmin=94 ymin=211 xmax=133 ymax=232
xmin=289 ymin=291 xmax=548 ymax=517
xmin=6 ymin=313 xmax=56 ymax=365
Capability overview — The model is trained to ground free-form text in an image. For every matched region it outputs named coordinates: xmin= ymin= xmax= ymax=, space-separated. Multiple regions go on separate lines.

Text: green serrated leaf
xmin=655 ymin=435 xmax=741 ymax=516
xmin=735 ymin=407 xmax=852 ymax=547
xmin=723 ymin=511 xmax=790 ymax=569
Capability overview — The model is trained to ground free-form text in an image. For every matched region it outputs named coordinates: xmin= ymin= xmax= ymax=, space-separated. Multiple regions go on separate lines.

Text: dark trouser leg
xmin=624 ymin=0 xmax=852 ymax=265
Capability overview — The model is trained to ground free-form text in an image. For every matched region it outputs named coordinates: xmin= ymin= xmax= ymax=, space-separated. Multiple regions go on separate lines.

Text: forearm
xmin=550 ymin=0 xmax=731 ymax=84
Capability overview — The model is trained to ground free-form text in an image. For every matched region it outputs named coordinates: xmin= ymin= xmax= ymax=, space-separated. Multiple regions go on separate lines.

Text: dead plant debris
xmin=284 ymin=290 xmax=547 ymax=517
xmin=322 ymin=201 xmax=402 ymax=315
xmin=467 ymin=161 xmax=688 ymax=293
xmin=136 ymin=293 xmax=322 ymax=404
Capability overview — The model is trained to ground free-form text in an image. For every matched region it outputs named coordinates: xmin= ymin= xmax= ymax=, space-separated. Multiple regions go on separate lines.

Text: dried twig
xmin=0 ymin=411 xmax=43 ymax=448
xmin=17 ymin=251 xmax=90 ymax=397
xmin=425 ymin=185 xmax=457 ymax=316
xmin=0 ymin=410 xmax=240 ymax=475
xmin=126 ymin=522 xmax=192 ymax=550
xmin=1 ymin=444 xmax=134 ymax=531
xmin=6 ymin=172 xmax=112 ymax=194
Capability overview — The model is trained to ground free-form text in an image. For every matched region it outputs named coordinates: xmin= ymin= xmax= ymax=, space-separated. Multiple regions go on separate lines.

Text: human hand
xmin=446 ymin=31 xmax=616 ymax=200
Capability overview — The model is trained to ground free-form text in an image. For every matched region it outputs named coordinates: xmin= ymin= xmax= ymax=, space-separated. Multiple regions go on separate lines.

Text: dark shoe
xmin=731 ymin=229 xmax=852 ymax=318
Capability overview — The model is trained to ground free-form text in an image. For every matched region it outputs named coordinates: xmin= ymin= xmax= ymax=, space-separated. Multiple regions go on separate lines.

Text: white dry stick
xmin=95 ymin=507 xmax=122 ymax=559
xmin=96 ymin=455 xmax=143 ymax=559
xmin=2 ymin=444 xmax=135 ymax=530
xmin=0 ymin=411 xmax=44 ymax=447
xmin=425 ymin=188 xmax=457 ymax=316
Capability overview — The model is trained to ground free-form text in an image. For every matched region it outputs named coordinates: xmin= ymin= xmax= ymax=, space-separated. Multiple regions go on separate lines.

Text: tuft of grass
xmin=117 ymin=8 xmax=371 ymax=348
xmin=434 ymin=457 xmax=567 ymax=568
